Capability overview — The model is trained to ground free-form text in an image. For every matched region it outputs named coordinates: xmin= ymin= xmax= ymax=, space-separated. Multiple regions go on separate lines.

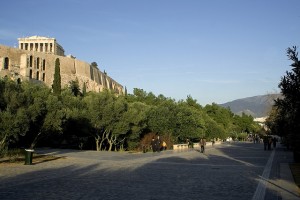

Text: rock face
xmin=0 ymin=42 xmax=123 ymax=94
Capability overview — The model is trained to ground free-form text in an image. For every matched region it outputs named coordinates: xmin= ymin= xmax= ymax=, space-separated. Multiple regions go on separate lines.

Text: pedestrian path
xmin=0 ymin=142 xmax=299 ymax=200
xmin=260 ymin=144 xmax=300 ymax=200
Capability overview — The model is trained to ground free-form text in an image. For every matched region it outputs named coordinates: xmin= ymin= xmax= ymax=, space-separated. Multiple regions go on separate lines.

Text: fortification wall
xmin=0 ymin=44 xmax=123 ymax=94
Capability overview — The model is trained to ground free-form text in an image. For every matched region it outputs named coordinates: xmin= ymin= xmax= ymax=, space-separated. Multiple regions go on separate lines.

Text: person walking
xmin=272 ymin=137 xmax=277 ymax=149
xmin=268 ymin=137 xmax=272 ymax=150
xmin=156 ymin=135 xmax=161 ymax=152
xmin=263 ymin=136 xmax=268 ymax=150
xmin=151 ymin=137 xmax=157 ymax=152
xmin=199 ymin=138 xmax=206 ymax=153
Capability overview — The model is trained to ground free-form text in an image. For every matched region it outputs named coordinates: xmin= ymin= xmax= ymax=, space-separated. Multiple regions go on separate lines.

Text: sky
xmin=1 ymin=0 xmax=300 ymax=105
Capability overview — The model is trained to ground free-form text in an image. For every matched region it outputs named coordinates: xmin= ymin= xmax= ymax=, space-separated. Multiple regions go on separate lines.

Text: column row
xmin=19 ymin=42 xmax=54 ymax=54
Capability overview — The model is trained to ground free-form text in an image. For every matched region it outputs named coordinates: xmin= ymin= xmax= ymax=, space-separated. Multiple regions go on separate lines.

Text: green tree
xmin=21 ymin=82 xmax=65 ymax=148
xmin=124 ymin=101 xmax=150 ymax=150
xmin=204 ymin=103 xmax=233 ymax=132
xmin=82 ymin=82 xmax=87 ymax=96
xmin=232 ymin=113 xmax=258 ymax=134
xmin=0 ymin=108 xmax=29 ymax=151
xmin=0 ymin=79 xmax=29 ymax=151
xmin=173 ymin=102 xmax=205 ymax=142
xmin=52 ymin=58 xmax=61 ymax=96
xmin=270 ymin=46 xmax=300 ymax=157
xmin=30 ymin=95 xmax=65 ymax=148
xmin=68 ymin=78 xmax=81 ymax=97
xmin=84 ymin=91 xmax=120 ymax=151
xmin=54 ymin=89 xmax=90 ymax=149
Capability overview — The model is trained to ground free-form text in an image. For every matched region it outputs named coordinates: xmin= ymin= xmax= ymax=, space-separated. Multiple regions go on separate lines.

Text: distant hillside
xmin=219 ymin=94 xmax=282 ymax=118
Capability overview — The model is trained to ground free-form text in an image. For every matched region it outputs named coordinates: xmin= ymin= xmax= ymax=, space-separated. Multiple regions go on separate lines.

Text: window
xmin=42 ymin=73 xmax=45 ymax=81
xmin=36 ymin=71 xmax=39 ymax=80
xmin=29 ymin=69 xmax=32 ymax=79
xmin=29 ymin=56 xmax=33 ymax=67
xmin=37 ymin=57 xmax=40 ymax=69
xmin=43 ymin=59 xmax=46 ymax=70
xmin=4 ymin=57 xmax=9 ymax=69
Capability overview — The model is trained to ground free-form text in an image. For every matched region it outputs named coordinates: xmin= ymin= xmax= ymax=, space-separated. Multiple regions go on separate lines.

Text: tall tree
xmin=82 ymin=82 xmax=87 ymax=96
xmin=83 ymin=91 xmax=115 ymax=151
xmin=52 ymin=58 xmax=61 ymax=96
xmin=272 ymin=46 xmax=300 ymax=157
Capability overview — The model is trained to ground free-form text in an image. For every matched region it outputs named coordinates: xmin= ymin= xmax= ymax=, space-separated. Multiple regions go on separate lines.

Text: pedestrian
xmin=272 ymin=137 xmax=277 ymax=149
xmin=156 ymin=135 xmax=161 ymax=152
xmin=187 ymin=139 xmax=193 ymax=150
xmin=162 ymin=141 xmax=167 ymax=150
xmin=151 ymin=137 xmax=157 ymax=152
xmin=268 ymin=137 xmax=272 ymax=150
xmin=199 ymin=138 xmax=206 ymax=153
xmin=263 ymin=136 xmax=268 ymax=150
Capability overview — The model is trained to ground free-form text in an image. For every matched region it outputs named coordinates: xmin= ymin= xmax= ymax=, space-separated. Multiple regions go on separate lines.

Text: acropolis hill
xmin=0 ymin=36 xmax=123 ymax=94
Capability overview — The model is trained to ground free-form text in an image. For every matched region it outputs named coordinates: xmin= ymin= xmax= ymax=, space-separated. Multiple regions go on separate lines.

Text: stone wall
xmin=0 ymin=44 xmax=123 ymax=94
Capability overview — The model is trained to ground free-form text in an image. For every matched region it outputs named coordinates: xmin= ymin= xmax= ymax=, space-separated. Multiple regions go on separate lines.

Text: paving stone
xmin=0 ymin=143 xmax=299 ymax=200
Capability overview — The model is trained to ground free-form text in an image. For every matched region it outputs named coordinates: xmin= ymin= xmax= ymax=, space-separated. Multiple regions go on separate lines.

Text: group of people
xmin=263 ymin=136 xmax=277 ymax=150
xmin=187 ymin=138 xmax=207 ymax=153
xmin=151 ymin=136 xmax=167 ymax=152
xmin=151 ymin=136 xmax=208 ymax=153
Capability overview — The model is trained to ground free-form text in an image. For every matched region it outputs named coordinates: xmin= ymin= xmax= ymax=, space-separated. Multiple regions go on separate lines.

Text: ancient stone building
xmin=0 ymin=36 xmax=123 ymax=95
xmin=18 ymin=36 xmax=65 ymax=56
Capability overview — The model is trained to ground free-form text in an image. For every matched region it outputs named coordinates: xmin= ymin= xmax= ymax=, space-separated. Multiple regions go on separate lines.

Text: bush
xmin=0 ymin=148 xmax=24 ymax=162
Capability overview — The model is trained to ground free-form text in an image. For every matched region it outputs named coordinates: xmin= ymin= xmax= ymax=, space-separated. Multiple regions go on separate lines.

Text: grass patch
xmin=290 ymin=163 xmax=300 ymax=190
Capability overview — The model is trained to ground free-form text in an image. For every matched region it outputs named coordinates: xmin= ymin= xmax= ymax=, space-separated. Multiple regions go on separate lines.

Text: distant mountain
xmin=219 ymin=94 xmax=282 ymax=118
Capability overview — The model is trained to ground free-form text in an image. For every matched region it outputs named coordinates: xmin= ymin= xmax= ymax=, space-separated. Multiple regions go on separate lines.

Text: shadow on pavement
xmin=0 ymin=142 xmax=299 ymax=200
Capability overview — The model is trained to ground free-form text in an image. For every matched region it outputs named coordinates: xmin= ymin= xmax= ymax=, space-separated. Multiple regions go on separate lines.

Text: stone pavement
xmin=0 ymin=142 xmax=299 ymax=200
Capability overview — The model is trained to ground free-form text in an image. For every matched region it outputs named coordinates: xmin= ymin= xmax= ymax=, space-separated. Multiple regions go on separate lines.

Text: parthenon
xmin=18 ymin=36 xmax=65 ymax=56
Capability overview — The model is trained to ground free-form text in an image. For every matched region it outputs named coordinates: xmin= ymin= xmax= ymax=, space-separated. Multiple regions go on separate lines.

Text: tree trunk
xmin=111 ymin=135 xmax=117 ymax=151
xmin=99 ymin=131 xmax=108 ymax=151
xmin=95 ymin=137 xmax=100 ymax=151
xmin=30 ymin=132 xmax=42 ymax=149
xmin=105 ymin=132 xmax=113 ymax=151
xmin=0 ymin=135 xmax=8 ymax=150
xmin=119 ymin=137 xmax=126 ymax=151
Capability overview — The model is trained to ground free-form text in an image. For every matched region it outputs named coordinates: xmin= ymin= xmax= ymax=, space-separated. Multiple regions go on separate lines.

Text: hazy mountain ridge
xmin=219 ymin=94 xmax=282 ymax=118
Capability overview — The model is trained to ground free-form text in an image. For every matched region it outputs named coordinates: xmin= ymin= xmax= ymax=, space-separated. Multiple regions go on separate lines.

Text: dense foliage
xmin=0 ymin=78 xmax=261 ymax=153
xmin=266 ymin=46 xmax=300 ymax=160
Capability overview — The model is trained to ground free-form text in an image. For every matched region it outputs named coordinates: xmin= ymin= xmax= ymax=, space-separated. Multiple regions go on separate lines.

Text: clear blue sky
xmin=1 ymin=0 xmax=299 ymax=105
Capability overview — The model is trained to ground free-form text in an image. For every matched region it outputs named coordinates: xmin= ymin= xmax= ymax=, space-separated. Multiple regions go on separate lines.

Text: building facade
xmin=0 ymin=36 xmax=123 ymax=95
xmin=18 ymin=36 xmax=65 ymax=56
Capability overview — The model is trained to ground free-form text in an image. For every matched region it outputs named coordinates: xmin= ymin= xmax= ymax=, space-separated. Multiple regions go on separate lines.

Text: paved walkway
xmin=0 ymin=142 xmax=299 ymax=200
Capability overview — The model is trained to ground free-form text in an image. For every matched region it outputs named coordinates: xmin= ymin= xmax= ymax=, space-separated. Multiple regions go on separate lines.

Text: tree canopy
xmin=0 ymin=78 xmax=261 ymax=154
xmin=266 ymin=46 xmax=300 ymax=157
